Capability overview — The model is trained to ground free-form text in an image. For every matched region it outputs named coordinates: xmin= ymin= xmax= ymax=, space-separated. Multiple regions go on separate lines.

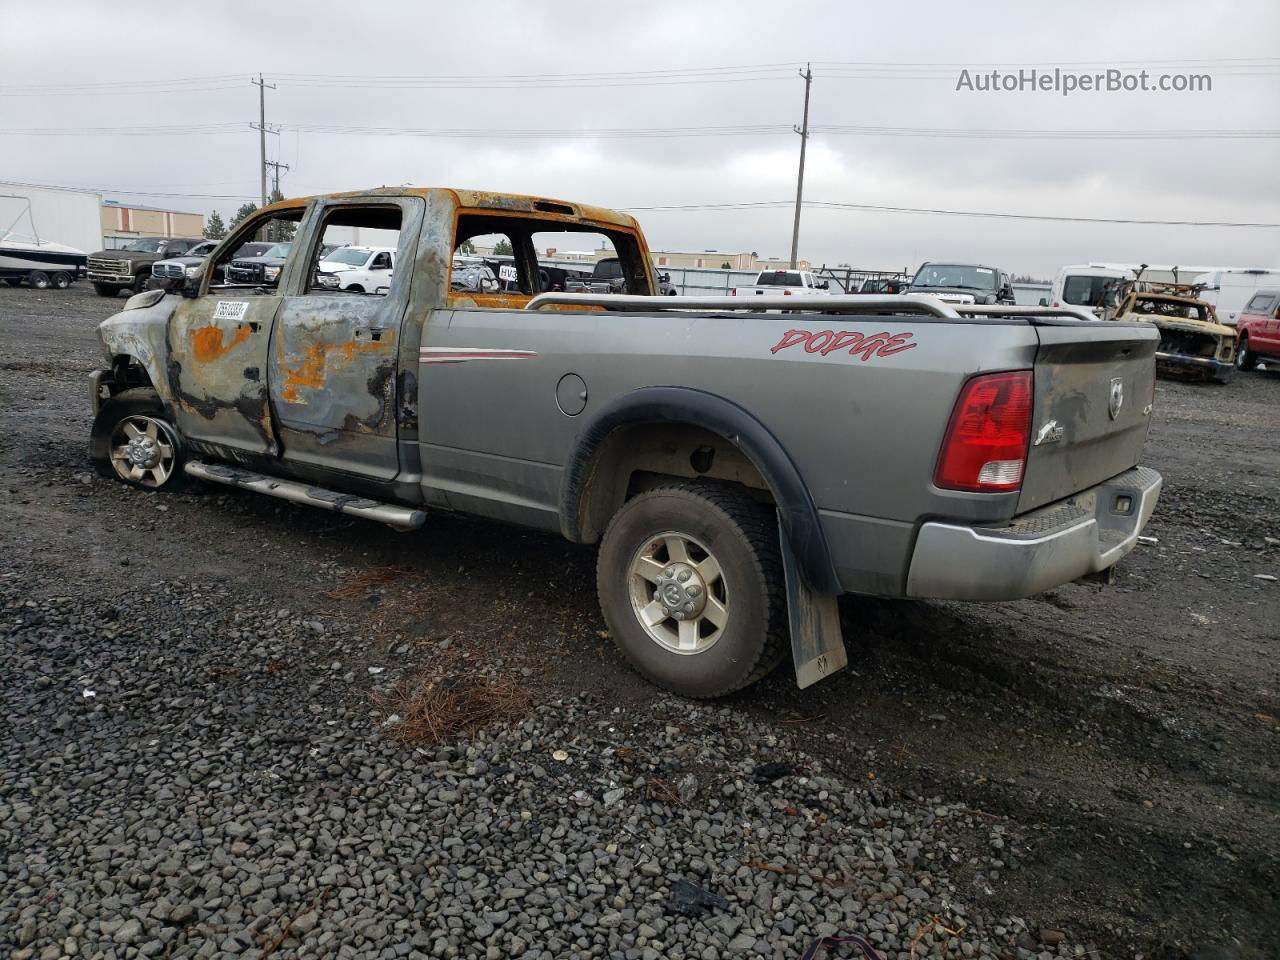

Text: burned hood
xmin=1127 ymin=313 xmax=1236 ymax=338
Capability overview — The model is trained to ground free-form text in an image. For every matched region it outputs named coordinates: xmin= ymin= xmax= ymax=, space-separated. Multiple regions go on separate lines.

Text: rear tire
xmin=51 ymin=271 xmax=72 ymax=289
xmin=93 ymin=283 xmax=118 ymax=298
xmin=89 ymin=388 xmax=187 ymax=492
xmin=1236 ymin=334 xmax=1257 ymax=371
xmin=596 ymin=482 xmax=787 ymax=698
xmin=29 ymin=271 xmax=50 ymax=289
xmin=132 ymin=273 xmax=150 ymax=294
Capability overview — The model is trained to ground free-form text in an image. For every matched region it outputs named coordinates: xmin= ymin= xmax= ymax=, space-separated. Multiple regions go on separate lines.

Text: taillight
xmin=934 ymin=371 xmax=1033 ymax=492
xmin=730 ymin=288 xmax=736 ymax=296
xmin=783 ymin=289 xmax=792 ymax=296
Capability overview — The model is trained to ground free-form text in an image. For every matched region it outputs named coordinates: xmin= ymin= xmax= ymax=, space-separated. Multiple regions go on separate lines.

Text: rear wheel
xmin=51 ymin=271 xmax=72 ymax=289
xmin=346 ymin=283 xmax=365 ymax=294
xmin=29 ymin=271 xmax=50 ymax=289
xmin=596 ymin=483 xmax=787 ymax=698
xmin=89 ymin=388 xmax=186 ymax=491
xmin=1236 ymin=334 xmax=1257 ymax=371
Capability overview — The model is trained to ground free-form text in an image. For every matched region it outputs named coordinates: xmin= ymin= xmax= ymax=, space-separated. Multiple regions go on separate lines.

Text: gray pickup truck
xmin=87 ymin=187 xmax=1163 ymax=698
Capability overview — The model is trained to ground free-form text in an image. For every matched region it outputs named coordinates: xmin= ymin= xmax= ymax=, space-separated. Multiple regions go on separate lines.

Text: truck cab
xmin=315 ymin=245 xmax=397 ymax=294
xmin=909 ymin=262 xmax=1016 ymax=305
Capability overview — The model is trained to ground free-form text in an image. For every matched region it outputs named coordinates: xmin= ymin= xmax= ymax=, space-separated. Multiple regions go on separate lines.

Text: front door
xmin=267 ymin=198 xmax=421 ymax=479
xmin=166 ymin=205 xmax=309 ymax=459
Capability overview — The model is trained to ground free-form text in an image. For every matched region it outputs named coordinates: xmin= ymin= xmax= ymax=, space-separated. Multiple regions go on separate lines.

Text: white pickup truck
xmin=733 ymin=268 xmax=832 ymax=298
xmin=315 ymin=246 xmax=396 ymax=294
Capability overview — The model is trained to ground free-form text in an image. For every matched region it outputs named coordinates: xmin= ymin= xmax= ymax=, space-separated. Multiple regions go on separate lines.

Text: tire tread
xmin=598 ymin=481 xmax=789 ymax=698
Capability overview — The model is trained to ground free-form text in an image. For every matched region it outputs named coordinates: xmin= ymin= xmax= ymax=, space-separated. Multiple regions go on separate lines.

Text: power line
xmin=6 ymin=178 xmax=1275 ymax=228
xmin=6 ymin=121 xmax=1277 ymax=141
xmin=622 ymin=199 xmax=1280 ymax=228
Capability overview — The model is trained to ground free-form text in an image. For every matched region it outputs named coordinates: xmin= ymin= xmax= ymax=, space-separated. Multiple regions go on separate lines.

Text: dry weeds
xmin=378 ymin=667 xmax=530 ymax=746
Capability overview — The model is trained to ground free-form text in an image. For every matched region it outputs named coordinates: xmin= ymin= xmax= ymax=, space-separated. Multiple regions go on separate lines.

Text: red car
xmin=1235 ymin=288 xmax=1280 ymax=371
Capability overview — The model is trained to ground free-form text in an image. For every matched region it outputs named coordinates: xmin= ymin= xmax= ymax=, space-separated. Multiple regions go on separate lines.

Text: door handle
xmin=238 ymin=320 xmax=261 ymax=333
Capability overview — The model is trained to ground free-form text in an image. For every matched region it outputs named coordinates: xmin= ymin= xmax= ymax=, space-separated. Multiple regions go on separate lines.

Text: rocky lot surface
xmin=1 ymin=285 xmax=1277 ymax=960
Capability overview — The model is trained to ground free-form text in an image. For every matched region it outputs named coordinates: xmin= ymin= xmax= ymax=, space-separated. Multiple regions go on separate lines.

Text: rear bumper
xmin=905 ymin=466 xmax=1162 ymax=601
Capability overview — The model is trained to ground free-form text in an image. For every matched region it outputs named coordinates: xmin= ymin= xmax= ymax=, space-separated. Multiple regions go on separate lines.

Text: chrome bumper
xmin=906 ymin=466 xmax=1162 ymax=601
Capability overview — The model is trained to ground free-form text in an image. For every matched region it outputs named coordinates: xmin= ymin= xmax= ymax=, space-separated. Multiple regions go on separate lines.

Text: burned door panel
xmin=166 ymin=294 xmax=281 ymax=457
xmin=267 ymin=197 xmax=423 ymax=480
xmin=269 ymin=298 xmax=404 ymax=477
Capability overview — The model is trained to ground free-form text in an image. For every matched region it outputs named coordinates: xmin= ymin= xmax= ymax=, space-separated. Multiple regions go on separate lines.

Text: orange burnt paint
xmin=279 ymin=334 xmax=393 ymax=403
xmin=190 ymin=323 xmax=252 ymax=362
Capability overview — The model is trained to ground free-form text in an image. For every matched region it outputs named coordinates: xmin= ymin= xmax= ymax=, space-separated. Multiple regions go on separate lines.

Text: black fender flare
xmin=559 ymin=386 xmax=841 ymax=594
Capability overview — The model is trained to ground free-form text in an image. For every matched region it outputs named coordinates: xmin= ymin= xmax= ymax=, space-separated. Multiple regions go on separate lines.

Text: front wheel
xmin=1236 ymin=334 xmax=1257 ymax=371
xmin=132 ymin=273 xmax=150 ymax=294
xmin=89 ymin=388 xmax=186 ymax=491
xmin=596 ymin=483 xmax=787 ymax=698
xmin=93 ymin=283 xmax=118 ymax=298
xmin=29 ymin=271 xmax=50 ymax=289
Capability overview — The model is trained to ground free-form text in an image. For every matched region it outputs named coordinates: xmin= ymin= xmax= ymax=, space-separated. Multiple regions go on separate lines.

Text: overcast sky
xmin=3 ymin=0 xmax=1278 ymax=276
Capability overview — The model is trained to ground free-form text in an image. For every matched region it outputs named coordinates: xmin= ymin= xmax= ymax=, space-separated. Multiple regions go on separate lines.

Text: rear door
xmin=166 ymin=205 xmax=308 ymax=457
xmin=268 ymin=198 xmax=422 ymax=479
xmin=1018 ymin=321 xmax=1159 ymax=512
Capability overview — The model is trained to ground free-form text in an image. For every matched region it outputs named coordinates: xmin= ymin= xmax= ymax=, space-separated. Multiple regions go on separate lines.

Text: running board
xmin=184 ymin=460 xmax=426 ymax=531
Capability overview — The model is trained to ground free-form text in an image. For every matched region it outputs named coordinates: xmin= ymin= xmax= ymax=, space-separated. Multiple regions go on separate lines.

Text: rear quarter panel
xmin=416 ymin=309 xmax=1041 ymax=540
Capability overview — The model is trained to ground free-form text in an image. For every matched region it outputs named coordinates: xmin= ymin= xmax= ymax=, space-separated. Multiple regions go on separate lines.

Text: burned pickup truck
xmin=87 ymin=187 xmax=1163 ymax=698
xmin=1106 ymin=284 xmax=1236 ymax=383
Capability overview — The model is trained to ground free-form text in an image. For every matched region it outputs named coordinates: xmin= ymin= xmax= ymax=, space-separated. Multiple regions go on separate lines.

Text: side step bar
xmin=184 ymin=460 xmax=426 ymax=532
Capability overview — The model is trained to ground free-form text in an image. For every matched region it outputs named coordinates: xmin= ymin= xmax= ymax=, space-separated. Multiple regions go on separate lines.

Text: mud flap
xmin=779 ymin=517 xmax=848 ymax=688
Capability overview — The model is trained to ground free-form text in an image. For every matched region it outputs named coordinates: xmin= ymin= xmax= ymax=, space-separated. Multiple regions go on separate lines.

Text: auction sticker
xmin=213 ymin=301 xmax=249 ymax=321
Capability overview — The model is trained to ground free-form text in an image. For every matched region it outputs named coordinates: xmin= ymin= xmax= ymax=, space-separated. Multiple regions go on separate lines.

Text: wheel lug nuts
xmin=686 ymin=585 xmax=700 ymax=597
xmin=677 ymin=570 xmax=691 ymax=582
xmin=684 ymin=602 xmax=694 ymax=613
xmin=673 ymin=611 xmax=685 ymax=620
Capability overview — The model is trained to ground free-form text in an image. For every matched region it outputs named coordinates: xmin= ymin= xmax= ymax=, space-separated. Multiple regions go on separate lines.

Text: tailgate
xmin=1018 ymin=322 xmax=1158 ymax=512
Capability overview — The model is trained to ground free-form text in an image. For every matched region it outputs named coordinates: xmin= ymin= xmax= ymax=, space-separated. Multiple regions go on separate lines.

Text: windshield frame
xmin=123 ymin=238 xmax=166 ymax=253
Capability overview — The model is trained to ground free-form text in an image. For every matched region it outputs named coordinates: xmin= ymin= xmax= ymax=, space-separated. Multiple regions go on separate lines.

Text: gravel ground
xmin=1 ymin=285 xmax=1277 ymax=960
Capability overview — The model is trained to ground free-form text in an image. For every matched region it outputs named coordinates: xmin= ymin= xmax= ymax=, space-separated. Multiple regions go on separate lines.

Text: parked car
xmin=732 ymin=269 xmax=830 ymax=297
xmin=857 ymin=276 xmax=911 ymax=295
xmin=87 ymin=186 xmax=1162 ymax=700
xmin=451 ymin=260 xmax=499 ymax=293
xmin=1107 ymin=286 xmax=1236 ymax=383
xmin=315 ymin=246 xmax=396 ymax=293
xmin=88 ymin=237 xmax=205 ymax=297
xmin=1192 ymin=268 xmax=1280 ymax=326
xmin=1047 ymin=264 xmax=1131 ymax=315
xmin=224 ymin=241 xmax=297 ymax=288
xmin=1234 ymin=288 xmax=1280 ymax=371
xmin=562 ymin=256 xmax=655 ymax=295
xmin=151 ymin=240 xmax=276 ymax=289
xmin=909 ymin=262 xmax=1016 ymax=305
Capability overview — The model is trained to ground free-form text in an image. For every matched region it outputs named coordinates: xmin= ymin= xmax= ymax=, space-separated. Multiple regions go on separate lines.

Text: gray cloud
xmin=2 ymin=0 xmax=1277 ymax=276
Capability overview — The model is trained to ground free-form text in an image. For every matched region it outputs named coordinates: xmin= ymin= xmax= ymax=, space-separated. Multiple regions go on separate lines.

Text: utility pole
xmin=250 ymin=74 xmax=277 ymax=208
xmin=789 ymin=63 xmax=812 ymax=270
xmin=265 ymin=159 xmax=290 ymax=200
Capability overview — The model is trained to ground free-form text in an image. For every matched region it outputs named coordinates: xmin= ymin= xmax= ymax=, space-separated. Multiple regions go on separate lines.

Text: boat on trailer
xmin=0 ymin=195 xmax=88 ymax=289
